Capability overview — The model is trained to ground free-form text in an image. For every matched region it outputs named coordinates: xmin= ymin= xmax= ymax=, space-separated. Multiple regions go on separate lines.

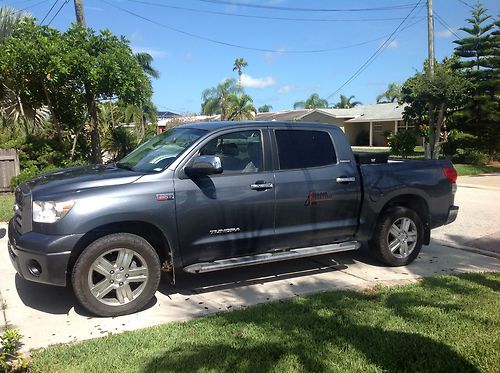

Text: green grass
xmin=0 ymin=193 xmax=14 ymax=222
xmin=454 ymin=163 xmax=500 ymax=176
xmin=30 ymin=273 xmax=500 ymax=373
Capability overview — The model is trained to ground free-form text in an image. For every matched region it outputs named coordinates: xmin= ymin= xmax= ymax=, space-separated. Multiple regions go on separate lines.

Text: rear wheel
xmin=370 ymin=206 xmax=423 ymax=266
xmin=72 ymin=233 xmax=161 ymax=316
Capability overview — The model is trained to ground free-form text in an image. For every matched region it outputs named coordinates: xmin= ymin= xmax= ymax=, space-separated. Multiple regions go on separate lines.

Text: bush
xmin=355 ymin=130 xmax=369 ymax=146
xmin=387 ymin=130 xmax=418 ymax=158
xmin=456 ymin=148 xmax=489 ymax=166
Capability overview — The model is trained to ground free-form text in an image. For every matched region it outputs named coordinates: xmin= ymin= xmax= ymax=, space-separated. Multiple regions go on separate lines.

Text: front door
xmin=175 ymin=128 xmax=276 ymax=266
xmin=271 ymin=128 xmax=361 ymax=249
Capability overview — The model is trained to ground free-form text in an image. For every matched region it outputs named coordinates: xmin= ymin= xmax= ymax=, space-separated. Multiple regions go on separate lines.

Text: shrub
xmin=456 ymin=148 xmax=489 ymax=166
xmin=355 ymin=130 xmax=369 ymax=146
xmin=0 ymin=328 xmax=26 ymax=371
xmin=387 ymin=130 xmax=418 ymax=158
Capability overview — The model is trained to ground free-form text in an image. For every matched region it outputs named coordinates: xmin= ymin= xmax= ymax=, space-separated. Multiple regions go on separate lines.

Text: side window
xmin=275 ymin=130 xmax=336 ymax=170
xmin=199 ymin=130 xmax=263 ymax=174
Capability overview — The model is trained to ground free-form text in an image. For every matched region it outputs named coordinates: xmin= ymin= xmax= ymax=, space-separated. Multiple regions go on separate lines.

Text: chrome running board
xmin=183 ymin=241 xmax=361 ymax=274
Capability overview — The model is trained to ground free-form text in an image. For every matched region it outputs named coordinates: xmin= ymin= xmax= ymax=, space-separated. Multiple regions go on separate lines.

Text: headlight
xmin=33 ymin=200 xmax=74 ymax=223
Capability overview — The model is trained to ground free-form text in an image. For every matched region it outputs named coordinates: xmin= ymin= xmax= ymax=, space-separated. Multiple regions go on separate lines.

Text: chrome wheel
xmin=88 ymin=248 xmax=149 ymax=306
xmin=387 ymin=217 xmax=418 ymax=259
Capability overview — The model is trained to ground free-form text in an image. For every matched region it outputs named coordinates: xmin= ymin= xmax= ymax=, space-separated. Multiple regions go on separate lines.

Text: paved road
xmin=0 ymin=174 xmax=498 ymax=352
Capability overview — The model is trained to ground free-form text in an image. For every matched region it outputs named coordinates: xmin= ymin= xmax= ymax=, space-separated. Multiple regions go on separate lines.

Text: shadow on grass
xmin=143 ymin=275 xmax=490 ymax=372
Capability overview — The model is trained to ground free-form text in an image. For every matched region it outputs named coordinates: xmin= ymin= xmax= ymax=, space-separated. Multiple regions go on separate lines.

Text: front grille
xmin=14 ymin=188 xmax=23 ymax=232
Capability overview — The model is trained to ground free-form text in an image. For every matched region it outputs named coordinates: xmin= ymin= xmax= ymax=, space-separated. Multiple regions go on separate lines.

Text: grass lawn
xmin=0 ymin=193 xmax=14 ymax=222
xmin=30 ymin=272 xmax=500 ymax=373
xmin=454 ymin=163 xmax=500 ymax=176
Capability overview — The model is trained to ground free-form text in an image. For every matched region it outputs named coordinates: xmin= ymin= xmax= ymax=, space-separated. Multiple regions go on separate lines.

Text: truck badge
xmin=156 ymin=193 xmax=174 ymax=201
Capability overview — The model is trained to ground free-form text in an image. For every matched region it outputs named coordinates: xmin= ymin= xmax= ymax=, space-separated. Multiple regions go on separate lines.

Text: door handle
xmin=250 ymin=182 xmax=274 ymax=190
xmin=336 ymin=176 xmax=356 ymax=183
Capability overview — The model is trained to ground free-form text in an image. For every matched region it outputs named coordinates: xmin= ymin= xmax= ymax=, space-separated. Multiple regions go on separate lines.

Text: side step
xmin=183 ymin=241 xmax=361 ymax=274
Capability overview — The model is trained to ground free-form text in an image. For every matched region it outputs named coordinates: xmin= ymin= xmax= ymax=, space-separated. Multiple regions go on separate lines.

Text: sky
xmin=3 ymin=0 xmax=499 ymax=114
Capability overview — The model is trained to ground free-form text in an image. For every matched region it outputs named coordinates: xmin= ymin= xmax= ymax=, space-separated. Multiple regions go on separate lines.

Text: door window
xmin=275 ymin=130 xmax=336 ymax=170
xmin=199 ymin=130 xmax=263 ymax=174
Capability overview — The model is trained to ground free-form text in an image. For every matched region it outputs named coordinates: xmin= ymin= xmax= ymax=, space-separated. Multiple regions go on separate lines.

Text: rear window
xmin=275 ymin=129 xmax=336 ymax=170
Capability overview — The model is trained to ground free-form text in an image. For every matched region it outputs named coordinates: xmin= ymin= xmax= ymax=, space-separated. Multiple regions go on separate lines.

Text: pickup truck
xmin=7 ymin=121 xmax=458 ymax=316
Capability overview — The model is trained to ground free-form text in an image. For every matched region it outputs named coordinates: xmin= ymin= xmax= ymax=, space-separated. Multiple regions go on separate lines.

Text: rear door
xmin=174 ymin=127 xmax=276 ymax=265
xmin=271 ymin=127 xmax=361 ymax=249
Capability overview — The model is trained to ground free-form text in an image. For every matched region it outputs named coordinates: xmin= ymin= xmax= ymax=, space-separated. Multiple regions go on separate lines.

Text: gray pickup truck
xmin=8 ymin=121 xmax=458 ymax=316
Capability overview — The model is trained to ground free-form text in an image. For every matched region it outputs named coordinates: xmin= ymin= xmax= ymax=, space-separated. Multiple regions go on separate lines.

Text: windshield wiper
xmin=115 ymin=162 xmax=134 ymax=171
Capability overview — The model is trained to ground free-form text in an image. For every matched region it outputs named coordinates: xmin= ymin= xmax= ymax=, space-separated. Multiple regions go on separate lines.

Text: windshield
xmin=117 ymin=127 xmax=207 ymax=173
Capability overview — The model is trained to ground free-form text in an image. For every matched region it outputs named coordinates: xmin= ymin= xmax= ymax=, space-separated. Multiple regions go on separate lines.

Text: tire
xmin=72 ymin=233 xmax=161 ymax=317
xmin=369 ymin=206 xmax=423 ymax=267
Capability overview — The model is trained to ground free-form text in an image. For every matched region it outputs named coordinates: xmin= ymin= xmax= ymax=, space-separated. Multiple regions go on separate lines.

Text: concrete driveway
xmin=0 ymin=174 xmax=499 ymax=352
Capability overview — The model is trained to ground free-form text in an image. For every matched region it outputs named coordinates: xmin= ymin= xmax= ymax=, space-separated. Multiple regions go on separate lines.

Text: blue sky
xmin=4 ymin=0 xmax=499 ymax=113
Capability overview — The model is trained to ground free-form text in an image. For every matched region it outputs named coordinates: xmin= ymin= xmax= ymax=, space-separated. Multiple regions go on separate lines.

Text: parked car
xmin=7 ymin=121 xmax=458 ymax=316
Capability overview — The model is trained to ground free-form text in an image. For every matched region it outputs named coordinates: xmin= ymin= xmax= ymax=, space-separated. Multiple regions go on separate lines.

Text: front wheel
xmin=72 ymin=233 xmax=161 ymax=317
xmin=369 ymin=206 xmax=423 ymax=266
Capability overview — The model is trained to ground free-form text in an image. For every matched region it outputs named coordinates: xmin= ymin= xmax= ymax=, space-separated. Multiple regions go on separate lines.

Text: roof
xmin=255 ymin=109 xmax=311 ymax=121
xmin=304 ymin=103 xmax=406 ymax=122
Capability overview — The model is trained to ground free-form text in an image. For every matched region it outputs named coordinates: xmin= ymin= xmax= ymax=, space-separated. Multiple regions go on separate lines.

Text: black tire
xmin=369 ymin=206 xmax=423 ymax=266
xmin=72 ymin=233 xmax=161 ymax=317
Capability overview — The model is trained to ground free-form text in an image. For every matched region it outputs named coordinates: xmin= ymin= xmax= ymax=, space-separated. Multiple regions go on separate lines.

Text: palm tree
xmin=258 ymin=104 xmax=272 ymax=113
xmin=227 ymin=94 xmax=256 ymax=121
xmin=293 ymin=93 xmax=329 ymax=109
xmin=233 ymin=58 xmax=248 ymax=91
xmin=333 ymin=95 xmax=362 ymax=108
xmin=376 ymin=82 xmax=401 ymax=103
xmin=201 ymin=78 xmax=241 ymax=120
xmin=135 ymin=52 xmax=160 ymax=78
xmin=0 ymin=6 xmax=28 ymax=43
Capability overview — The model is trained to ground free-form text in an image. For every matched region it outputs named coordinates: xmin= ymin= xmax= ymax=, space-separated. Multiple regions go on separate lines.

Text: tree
xmin=201 ymin=78 xmax=241 ymax=120
xmin=293 ymin=93 xmax=329 ymax=109
xmin=233 ymin=58 xmax=248 ymax=91
xmin=377 ymin=82 xmax=402 ymax=103
xmin=453 ymin=3 xmax=499 ymax=161
xmin=227 ymin=94 xmax=256 ymax=121
xmin=333 ymin=95 xmax=362 ymax=108
xmin=0 ymin=19 xmax=152 ymax=163
xmin=258 ymin=104 xmax=273 ymax=113
xmin=401 ymin=58 xmax=473 ymax=159
xmin=0 ymin=5 xmax=29 ymax=43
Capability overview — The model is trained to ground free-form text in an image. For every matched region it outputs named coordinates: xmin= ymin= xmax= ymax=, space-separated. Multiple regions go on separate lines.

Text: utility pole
xmin=73 ymin=0 xmax=86 ymax=27
xmin=427 ymin=0 xmax=435 ymax=77
xmin=73 ymin=0 xmax=102 ymax=163
xmin=426 ymin=0 xmax=436 ymax=159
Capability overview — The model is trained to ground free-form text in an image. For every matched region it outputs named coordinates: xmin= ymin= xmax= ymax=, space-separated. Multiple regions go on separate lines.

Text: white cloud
xmin=277 ymin=84 xmax=294 ymax=94
xmin=129 ymin=32 xmax=143 ymax=42
xmin=264 ymin=47 xmax=286 ymax=63
xmin=241 ymin=74 xmax=276 ymax=89
xmin=131 ymin=46 xmax=168 ymax=59
xmin=437 ymin=28 xmax=456 ymax=38
xmin=386 ymin=40 xmax=398 ymax=48
xmin=184 ymin=51 xmax=193 ymax=61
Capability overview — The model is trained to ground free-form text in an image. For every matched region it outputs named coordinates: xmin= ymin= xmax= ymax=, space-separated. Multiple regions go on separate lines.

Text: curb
xmin=433 ymin=239 xmax=500 ymax=259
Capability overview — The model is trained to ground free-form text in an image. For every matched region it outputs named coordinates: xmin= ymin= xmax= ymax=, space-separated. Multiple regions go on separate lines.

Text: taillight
xmin=443 ymin=166 xmax=457 ymax=184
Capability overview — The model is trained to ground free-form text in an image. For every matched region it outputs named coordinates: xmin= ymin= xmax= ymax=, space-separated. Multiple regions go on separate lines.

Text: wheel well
xmin=380 ymin=194 xmax=431 ymax=244
xmin=67 ymin=221 xmax=171 ymax=274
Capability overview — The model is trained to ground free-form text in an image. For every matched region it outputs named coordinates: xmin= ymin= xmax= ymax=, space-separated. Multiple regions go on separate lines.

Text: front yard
xmin=30 ymin=272 xmax=500 ymax=372
xmin=0 ymin=194 xmax=13 ymax=222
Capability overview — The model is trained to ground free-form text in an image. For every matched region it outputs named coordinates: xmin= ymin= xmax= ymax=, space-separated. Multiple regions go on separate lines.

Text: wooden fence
xmin=0 ymin=149 xmax=20 ymax=192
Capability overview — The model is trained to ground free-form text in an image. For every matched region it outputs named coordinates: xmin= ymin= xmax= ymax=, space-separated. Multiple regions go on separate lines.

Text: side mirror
xmin=185 ymin=155 xmax=223 ymax=176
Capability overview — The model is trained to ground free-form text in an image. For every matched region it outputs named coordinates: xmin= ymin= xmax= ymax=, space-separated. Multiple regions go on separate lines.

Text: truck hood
xmin=22 ymin=164 xmax=143 ymax=197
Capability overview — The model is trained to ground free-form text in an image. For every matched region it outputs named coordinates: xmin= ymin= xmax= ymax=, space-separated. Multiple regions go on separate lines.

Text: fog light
xmin=27 ymin=260 xmax=42 ymax=277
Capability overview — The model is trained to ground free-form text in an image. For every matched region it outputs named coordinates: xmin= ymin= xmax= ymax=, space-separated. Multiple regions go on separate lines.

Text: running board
xmin=183 ymin=241 xmax=361 ymax=274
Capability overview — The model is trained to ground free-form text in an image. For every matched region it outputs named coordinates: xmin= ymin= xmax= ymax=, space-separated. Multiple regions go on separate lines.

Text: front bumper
xmin=446 ymin=205 xmax=459 ymax=225
xmin=7 ymin=219 xmax=84 ymax=286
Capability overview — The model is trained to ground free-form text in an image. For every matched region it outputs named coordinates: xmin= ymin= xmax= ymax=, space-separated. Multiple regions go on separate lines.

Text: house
xmin=255 ymin=103 xmax=411 ymax=147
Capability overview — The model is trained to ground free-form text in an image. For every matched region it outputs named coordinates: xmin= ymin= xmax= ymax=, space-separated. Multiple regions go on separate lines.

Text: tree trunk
xmin=16 ymin=94 xmax=30 ymax=138
xmin=432 ymin=103 xmax=446 ymax=160
xmin=84 ymin=86 xmax=102 ymax=164
xmin=42 ymin=82 xmax=62 ymax=143
xmin=427 ymin=103 xmax=435 ymax=159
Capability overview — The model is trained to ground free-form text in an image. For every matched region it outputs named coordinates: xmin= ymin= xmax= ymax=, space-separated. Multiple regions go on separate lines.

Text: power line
xmin=195 ymin=0 xmax=419 ymax=13
xmin=103 ymin=0 xmax=423 ymax=54
xmin=12 ymin=0 xmax=50 ymax=15
xmin=434 ymin=11 xmax=461 ymax=39
xmin=40 ymin=0 xmax=59 ymax=24
xmin=127 ymin=0 xmax=424 ymax=23
xmin=46 ymin=0 xmax=68 ymax=25
xmin=325 ymin=0 xmax=423 ymax=101
xmin=456 ymin=0 xmax=474 ymax=9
